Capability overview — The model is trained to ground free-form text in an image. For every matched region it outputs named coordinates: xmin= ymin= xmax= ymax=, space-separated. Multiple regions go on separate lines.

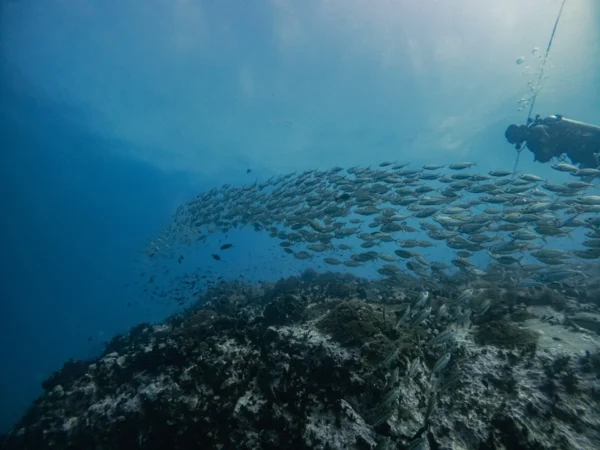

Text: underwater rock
xmin=568 ymin=312 xmax=600 ymax=335
xmin=474 ymin=320 xmax=540 ymax=350
xmin=317 ymin=300 xmax=389 ymax=346
xmin=41 ymin=359 xmax=90 ymax=393
xmin=187 ymin=308 xmax=218 ymax=327
xmin=3 ymin=276 xmax=600 ymax=450
xmin=262 ymin=294 xmax=306 ymax=326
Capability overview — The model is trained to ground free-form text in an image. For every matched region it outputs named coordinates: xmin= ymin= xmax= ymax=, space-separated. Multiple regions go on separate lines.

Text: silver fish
xmin=449 ymin=162 xmax=476 ymax=170
xmin=406 ymin=357 xmax=421 ymax=378
xmin=431 ymin=352 xmax=452 ymax=376
xmin=428 ymin=328 xmax=455 ymax=347
xmin=413 ymin=291 xmax=430 ymax=309
xmin=411 ymin=307 xmax=432 ymax=326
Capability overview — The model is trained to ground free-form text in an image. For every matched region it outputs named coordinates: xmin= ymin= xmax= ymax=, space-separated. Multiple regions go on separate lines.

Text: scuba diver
xmin=505 ymin=115 xmax=600 ymax=168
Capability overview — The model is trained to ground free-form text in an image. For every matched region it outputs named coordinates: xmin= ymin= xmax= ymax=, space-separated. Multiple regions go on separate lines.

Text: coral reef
xmin=2 ymin=272 xmax=600 ymax=450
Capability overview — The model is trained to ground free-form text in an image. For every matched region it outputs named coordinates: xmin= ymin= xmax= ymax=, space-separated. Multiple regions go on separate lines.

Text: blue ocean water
xmin=1 ymin=0 xmax=599 ymax=435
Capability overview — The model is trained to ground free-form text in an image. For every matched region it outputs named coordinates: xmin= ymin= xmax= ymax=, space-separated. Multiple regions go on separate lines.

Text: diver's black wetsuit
xmin=505 ymin=115 xmax=600 ymax=168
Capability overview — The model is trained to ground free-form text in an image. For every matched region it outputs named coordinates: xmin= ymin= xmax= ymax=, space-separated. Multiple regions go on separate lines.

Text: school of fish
xmin=144 ymin=161 xmax=600 ymax=296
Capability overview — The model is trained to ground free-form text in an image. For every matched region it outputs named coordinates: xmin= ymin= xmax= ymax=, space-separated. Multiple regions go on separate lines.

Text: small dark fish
xmin=211 ymin=254 xmax=221 ymax=260
xmin=335 ymin=193 xmax=351 ymax=202
xmin=246 ymin=168 xmax=252 ymax=174
xmin=178 ymin=255 xmax=184 ymax=263
xmin=220 ymin=243 xmax=233 ymax=250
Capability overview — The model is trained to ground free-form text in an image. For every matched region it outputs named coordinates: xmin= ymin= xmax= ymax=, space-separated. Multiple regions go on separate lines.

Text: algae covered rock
xmin=475 ymin=320 xmax=540 ymax=350
xmin=262 ymin=294 xmax=306 ymax=326
xmin=317 ymin=300 xmax=388 ymax=346
xmin=4 ymin=275 xmax=600 ymax=450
